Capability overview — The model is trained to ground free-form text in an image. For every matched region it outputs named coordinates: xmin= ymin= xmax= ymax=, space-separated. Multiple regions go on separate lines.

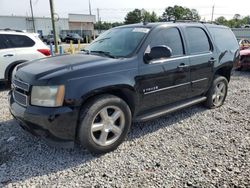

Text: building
xmin=232 ymin=28 xmax=250 ymax=40
xmin=0 ymin=14 xmax=96 ymax=37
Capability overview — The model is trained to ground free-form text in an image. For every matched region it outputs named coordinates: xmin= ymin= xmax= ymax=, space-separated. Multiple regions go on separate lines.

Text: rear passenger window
xmin=209 ymin=27 xmax=239 ymax=51
xmin=0 ymin=35 xmax=7 ymax=49
xmin=186 ymin=27 xmax=211 ymax=54
xmin=151 ymin=27 xmax=184 ymax=56
xmin=4 ymin=34 xmax=35 ymax=48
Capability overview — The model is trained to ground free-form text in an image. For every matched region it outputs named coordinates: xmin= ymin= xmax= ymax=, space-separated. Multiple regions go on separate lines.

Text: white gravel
xmin=0 ymin=71 xmax=250 ymax=187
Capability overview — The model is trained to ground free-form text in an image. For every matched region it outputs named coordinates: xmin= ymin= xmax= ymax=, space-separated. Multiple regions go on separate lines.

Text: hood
xmin=15 ymin=53 xmax=119 ymax=83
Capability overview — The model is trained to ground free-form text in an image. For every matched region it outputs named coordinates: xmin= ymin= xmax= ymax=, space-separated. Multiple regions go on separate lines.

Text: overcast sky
xmin=0 ymin=0 xmax=249 ymax=22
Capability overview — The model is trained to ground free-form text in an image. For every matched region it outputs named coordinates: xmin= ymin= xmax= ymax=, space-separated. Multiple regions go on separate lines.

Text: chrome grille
xmin=13 ymin=79 xmax=30 ymax=92
xmin=13 ymin=90 xmax=28 ymax=106
xmin=12 ymin=79 xmax=29 ymax=107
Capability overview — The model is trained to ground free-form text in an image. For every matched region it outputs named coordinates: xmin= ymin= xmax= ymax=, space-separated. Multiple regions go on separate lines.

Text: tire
xmin=77 ymin=95 xmax=132 ymax=154
xmin=205 ymin=75 xmax=228 ymax=109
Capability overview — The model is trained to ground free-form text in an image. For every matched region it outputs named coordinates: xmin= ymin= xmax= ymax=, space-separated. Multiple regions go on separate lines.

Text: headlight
xmin=31 ymin=85 xmax=65 ymax=107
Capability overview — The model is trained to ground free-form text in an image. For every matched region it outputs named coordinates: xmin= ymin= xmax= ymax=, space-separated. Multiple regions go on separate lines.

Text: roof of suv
xmin=116 ymin=22 xmax=228 ymax=29
xmin=0 ymin=29 xmax=39 ymax=37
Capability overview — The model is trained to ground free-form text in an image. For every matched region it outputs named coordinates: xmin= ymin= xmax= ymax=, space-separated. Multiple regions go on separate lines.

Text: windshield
xmin=86 ymin=27 xmax=150 ymax=57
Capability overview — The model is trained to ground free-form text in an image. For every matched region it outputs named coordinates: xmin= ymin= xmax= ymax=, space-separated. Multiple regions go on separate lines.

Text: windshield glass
xmin=86 ymin=27 xmax=150 ymax=57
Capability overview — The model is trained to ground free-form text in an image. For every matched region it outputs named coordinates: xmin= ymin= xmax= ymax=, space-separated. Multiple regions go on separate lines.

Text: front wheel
xmin=205 ymin=76 xmax=228 ymax=109
xmin=77 ymin=95 xmax=132 ymax=154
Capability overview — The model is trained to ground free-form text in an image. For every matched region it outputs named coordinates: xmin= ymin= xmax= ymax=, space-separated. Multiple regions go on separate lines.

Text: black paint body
xmin=9 ymin=23 xmax=239 ymax=145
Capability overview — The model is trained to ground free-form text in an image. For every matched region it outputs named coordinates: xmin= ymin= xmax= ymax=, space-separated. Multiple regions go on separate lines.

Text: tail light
xmin=37 ymin=49 xmax=51 ymax=56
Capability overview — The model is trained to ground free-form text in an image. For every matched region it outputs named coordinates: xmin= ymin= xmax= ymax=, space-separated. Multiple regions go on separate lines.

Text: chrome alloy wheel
xmin=91 ymin=106 xmax=125 ymax=146
xmin=212 ymin=81 xmax=226 ymax=106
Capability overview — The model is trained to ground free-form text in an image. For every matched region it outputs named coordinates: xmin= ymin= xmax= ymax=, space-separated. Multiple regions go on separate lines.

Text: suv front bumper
xmin=8 ymin=91 xmax=79 ymax=148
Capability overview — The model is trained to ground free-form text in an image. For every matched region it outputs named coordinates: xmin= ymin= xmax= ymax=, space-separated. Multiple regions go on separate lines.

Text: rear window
xmin=209 ymin=27 xmax=239 ymax=51
xmin=186 ymin=27 xmax=211 ymax=54
xmin=4 ymin=34 xmax=35 ymax=48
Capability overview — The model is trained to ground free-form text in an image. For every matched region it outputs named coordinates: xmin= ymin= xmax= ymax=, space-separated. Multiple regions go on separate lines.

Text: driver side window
xmin=150 ymin=27 xmax=184 ymax=57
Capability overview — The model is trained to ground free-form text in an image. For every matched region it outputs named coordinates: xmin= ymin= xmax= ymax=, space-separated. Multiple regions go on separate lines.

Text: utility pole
xmin=97 ymin=8 xmax=100 ymax=22
xmin=89 ymin=0 xmax=92 ymax=15
xmin=97 ymin=8 xmax=100 ymax=34
xmin=211 ymin=5 xmax=215 ymax=23
xmin=30 ymin=0 xmax=36 ymax=32
xmin=49 ymin=0 xmax=58 ymax=53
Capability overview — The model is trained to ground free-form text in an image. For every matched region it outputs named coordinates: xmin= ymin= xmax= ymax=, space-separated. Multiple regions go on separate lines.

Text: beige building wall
xmin=69 ymin=22 xmax=94 ymax=32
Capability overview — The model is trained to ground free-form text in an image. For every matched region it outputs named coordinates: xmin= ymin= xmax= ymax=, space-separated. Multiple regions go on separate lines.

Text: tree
xmin=124 ymin=9 xmax=142 ymax=24
xmin=215 ymin=16 xmax=228 ymax=25
xmin=94 ymin=21 xmax=124 ymax=30
xmin=215 ymin=15 xmax=250 ymax=28
xmin=124 ymin=9 xmax=159 ymax=24
xmin=161 ymin=5 xmax=200 ymax=21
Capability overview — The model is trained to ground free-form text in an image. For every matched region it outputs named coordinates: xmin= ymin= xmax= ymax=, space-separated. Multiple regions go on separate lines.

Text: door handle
xmin=177 ymin=63 xmax=189 ymax=69
xmin=3 ymin=54 xmax=14 ymax=57
xmin=209 ymin=58 xmax=216 ymax=63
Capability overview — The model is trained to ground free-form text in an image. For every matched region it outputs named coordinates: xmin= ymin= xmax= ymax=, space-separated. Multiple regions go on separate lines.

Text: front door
xmin=138 ymin=27 xmax=191 ymax=112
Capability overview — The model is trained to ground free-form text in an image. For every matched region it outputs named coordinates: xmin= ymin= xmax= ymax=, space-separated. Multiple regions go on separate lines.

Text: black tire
xmin=77 ymin=94 xmax=132 ymax=154
xmin=205 ymin=75 xmax=228 ymax=109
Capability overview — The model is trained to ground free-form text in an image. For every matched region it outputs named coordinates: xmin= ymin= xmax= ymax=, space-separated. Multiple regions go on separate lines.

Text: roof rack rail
xmin=173 ymin=20 xmax=220 ymax=25
xmin=0 ymin=28 xmax=24 ymax=32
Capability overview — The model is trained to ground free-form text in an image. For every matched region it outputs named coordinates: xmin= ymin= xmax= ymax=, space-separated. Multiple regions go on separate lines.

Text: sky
xmin=0 ymin=0 xmax=249 ymax=22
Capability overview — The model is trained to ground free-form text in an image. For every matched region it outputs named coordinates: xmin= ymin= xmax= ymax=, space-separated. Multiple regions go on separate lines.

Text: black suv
xmin=9 ymin=22 xmax=239 ymax=153
xmin=64 ymin=33 xmax=84 ymax=43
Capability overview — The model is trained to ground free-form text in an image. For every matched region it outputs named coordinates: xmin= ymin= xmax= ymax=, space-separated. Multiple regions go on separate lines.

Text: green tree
xmin=215 ymin=15 xmax=250 ymax=28
xmin=124 ymin=9 xmax=159 ymax=24
xmin=215 ymin=16 xmax=228 ymax=25
xmin=124 ymin=9 xmax=142 ymax=24
xmin=94 ymin=21 xmax=124 ymax=30
xmin=161 ymin=5 xmax=200 ymax=21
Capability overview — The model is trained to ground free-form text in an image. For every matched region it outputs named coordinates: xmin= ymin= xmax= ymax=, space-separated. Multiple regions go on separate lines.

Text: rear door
xmin=0 ymin=34 xmax=17 ymax=80
xmin=138 ymin=27 xmax=191 ymax=111
xmin=184 ymin=26 xmax=215 ymax=97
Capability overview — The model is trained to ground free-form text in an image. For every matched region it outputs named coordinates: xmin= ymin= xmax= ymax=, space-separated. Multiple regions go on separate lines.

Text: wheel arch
xmin=4 ymin=60 xmax=27 ymax=80
xmin=214 ymin=64 xmax=233 ymax=82
xmin=80 ymin=85 xmax=138 ymax=117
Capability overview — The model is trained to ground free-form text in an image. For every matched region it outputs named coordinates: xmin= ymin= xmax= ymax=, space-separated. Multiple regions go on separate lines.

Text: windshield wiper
xmin=90 ymin=50 xmax=116 ymax=58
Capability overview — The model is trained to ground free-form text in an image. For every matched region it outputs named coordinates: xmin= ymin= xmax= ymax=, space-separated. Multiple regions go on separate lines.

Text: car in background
xmin=64 ymin=33 xmax=84 ymax=43
xmin=59 ymin=34 xmax=67 ymax=42
xmin=43 ymin=34 xmax=61 ymax=45
xmin=236 ymin=48 xmax=250 ymax=70
xmin=238 ymin=38 xmax=250 ymax=50
xmin=0 ymin=29 xmax=50 ymax=85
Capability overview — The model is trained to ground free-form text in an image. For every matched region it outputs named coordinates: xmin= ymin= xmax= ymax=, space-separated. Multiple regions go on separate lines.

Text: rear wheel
xmin=77 ymin=95 xmax=132 ymax=154
xmin=205 ymin=76 xmax=228 ymax=108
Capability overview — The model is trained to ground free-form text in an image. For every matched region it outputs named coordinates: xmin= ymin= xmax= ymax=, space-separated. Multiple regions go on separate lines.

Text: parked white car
xmin=0 ymin=29 xmax=50 ymax=85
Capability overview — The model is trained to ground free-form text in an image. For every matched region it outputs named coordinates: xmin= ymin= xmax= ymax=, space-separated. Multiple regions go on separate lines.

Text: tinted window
xmin=151 ymin=27 xmax=184 ymax=56
xmin=5 ymin=34 xmax=35 ymax=48
xmin=0 ymin=35 xmax=7 ymax=49
xmin=186 ymin=27 xmax=210 ymax=54
xmin=209 ymin=27 xmax=239 ymax=51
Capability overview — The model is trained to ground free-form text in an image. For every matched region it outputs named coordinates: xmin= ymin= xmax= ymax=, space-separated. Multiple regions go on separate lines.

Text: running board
xmin=136 ymin=96 xmax=207 ymax=122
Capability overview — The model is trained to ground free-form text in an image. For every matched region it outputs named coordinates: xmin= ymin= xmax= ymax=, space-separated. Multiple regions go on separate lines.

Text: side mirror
xmin=144 ymin=45 xmax=172 ymax=63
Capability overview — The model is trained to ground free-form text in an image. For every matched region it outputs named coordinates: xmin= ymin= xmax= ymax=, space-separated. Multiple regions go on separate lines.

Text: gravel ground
xmin=0 ymin=71 xmax=250 ymax=187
